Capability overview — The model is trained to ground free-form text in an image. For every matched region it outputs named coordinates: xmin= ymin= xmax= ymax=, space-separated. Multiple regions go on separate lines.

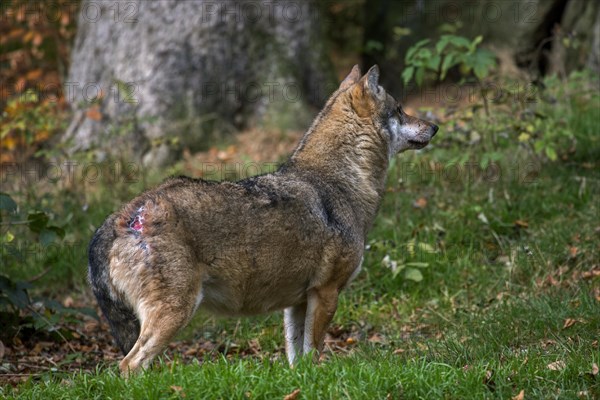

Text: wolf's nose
xmin=431 ymin=124 xmax=439 ymax=136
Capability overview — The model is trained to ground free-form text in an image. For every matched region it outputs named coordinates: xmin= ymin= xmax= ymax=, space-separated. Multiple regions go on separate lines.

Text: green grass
xmin=2 ymin=73 xmax=599 ymax=398
xmin=8 ymin=344 xmax=598 ymax=399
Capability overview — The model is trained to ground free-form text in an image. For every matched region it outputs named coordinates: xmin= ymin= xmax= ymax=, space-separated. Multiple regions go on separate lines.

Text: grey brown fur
xmin=88 ymin=65 xmax=438 ymax=374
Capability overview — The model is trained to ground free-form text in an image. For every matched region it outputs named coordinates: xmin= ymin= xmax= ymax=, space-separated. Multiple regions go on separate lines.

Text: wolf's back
xmin=88 ymin=215 xmax=140 ymax=355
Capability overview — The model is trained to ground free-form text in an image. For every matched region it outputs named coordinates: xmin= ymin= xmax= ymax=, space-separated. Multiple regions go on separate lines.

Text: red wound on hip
xmin=129 ymin=207 xmax=145 ymax=232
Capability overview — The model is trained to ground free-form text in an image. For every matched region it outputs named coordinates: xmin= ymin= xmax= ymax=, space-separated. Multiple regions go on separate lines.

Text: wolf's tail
xmin=88 ymin=215 xmax=140 ymax=355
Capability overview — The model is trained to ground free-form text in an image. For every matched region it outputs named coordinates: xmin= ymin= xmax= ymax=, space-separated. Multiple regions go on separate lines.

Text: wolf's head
xmin=288 ymin=64 xmax=438 ymax=219
xmin=339 ymin=64 xmax=438 ymax=156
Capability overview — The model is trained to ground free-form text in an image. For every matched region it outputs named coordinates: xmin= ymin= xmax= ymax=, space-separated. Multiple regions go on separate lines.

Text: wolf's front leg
xmin=284 ymin=303 xmax=307 ymax=366
xmin=303 ymin=287 xmax=339 ymax=359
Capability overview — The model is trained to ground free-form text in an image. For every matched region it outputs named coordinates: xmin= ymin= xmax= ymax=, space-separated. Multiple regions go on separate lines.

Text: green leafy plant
xmin=0 ymin=193 xmax=95 ymax=342
xmin=0 ymin=274 xmax=97 ymax=343
xmin=1 ymin=192 xmax=65 ymax=246
xmin=369 ymin=238 xmax=438 ymax=283
xmin=403 ymin=35 xmax=497 ymax=115
xmin=508 ymin=70 xmax=599 ymax=162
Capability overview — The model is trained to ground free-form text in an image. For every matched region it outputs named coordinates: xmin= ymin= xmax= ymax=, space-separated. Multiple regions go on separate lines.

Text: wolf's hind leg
xmin=119 ymin=300 xmax=196 ymax=376
xmin=284 ymin=302 xmax=307 ymax=366
xmin=118 ymin=259 xmax=202 ymax=376
xmin=303 ymin=287 xmax=338 ymax=359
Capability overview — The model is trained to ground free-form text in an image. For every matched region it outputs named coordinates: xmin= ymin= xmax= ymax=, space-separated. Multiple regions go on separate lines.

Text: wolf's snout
xmin=431 ymin=124 xmax=439 ymax=136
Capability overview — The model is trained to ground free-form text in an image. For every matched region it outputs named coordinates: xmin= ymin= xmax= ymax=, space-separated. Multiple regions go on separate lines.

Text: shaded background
xmin=2 ymin=0 xmax=599 ymax=166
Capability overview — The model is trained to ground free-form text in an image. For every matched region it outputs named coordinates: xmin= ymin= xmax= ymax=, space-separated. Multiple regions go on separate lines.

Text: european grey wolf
xmin=88 ymin=65 xmax=438 ymax=374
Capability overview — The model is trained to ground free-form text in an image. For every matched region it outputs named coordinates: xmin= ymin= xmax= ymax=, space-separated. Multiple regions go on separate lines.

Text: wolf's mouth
xmin=408 ymin=140 xmax=429 ymax=149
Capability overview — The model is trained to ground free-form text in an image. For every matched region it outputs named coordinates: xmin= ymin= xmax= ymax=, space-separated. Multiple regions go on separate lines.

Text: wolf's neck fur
xmin=287 ymin=96 xmax=390 ymax=235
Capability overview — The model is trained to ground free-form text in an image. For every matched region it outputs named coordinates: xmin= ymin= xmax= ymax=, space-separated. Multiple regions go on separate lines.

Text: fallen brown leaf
xmin=562 ymin=318 xmax=578 ymax=329
xmin=512 ymin=389 xmax=525 ymax=400
xmin=13 ymin=337 xmax=23 ymax=348
xmin=568 ymin=246 xmax=578 ymax=258
xmin=283 ymin=388 xmax=301 ymax=400
xmin=31 ymin=342 xmax=52 ymax=356
xmin=592 ymin=363 xmax=599 ymax=376
xmin=413 ymin=197 xmax=427 ymax=209
xmin=83 ymin=320 xmax=100 ymax=333
xmin=539 ymin=274 xmax=559 ymax=287
xmin=514 ymin=220 xmax=528 ymax=229
xmin=184 ymin=346 xmax=198 ymax=356
xmin=581 ymin=268 xmax=600 ymax=280
xmin=63 ymin=296 xmax=75 ymax=308
xmin=367 ymin=333 xmax=386 ymax=344
xmin=547 ymin=360 xmax=566 ymax=371
xmin=170 ymin=385 xmax=186 ymax=398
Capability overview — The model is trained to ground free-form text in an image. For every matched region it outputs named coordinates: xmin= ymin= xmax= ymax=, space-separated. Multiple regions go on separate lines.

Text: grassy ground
xmin=2 ymin=73 xmax=599 ymax=399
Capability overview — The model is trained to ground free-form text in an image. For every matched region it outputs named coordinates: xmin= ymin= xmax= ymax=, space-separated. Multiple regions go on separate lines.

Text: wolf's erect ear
xmin=365 ymin=65 xmax=380 ymax=90
xmin=363 ymin=65 xmax=382 ymax=98
xmin=339 ymin=64 xmax=362 ymax=90
xmin=351 ymin=65 xmax=383 ymax=117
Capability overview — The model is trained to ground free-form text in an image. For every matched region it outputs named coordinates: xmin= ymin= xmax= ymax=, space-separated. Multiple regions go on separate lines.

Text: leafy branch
xmin=403 ymin=35 xmax=497 ymax=116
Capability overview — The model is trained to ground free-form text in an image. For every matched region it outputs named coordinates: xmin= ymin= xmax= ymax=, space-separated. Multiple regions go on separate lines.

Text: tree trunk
xmin=64 ymin=0 xmax=334 ymax=167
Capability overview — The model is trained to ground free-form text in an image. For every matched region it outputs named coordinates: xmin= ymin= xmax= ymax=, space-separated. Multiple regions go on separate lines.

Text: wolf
xmin=88 ymin=65 xmax=438 ymax=374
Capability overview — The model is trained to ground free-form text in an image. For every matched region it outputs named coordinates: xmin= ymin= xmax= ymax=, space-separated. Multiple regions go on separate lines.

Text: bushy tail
xmin=88 ymin=215 xmax=140 ymax=355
